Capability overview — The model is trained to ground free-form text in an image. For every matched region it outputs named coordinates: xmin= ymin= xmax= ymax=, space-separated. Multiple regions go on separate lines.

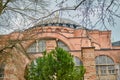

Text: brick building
xmin=0 ymin=18 xmax=120 ymax=80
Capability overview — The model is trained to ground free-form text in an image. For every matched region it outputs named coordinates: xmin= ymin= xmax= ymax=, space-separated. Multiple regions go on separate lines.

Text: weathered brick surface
xmin=0 ymin=26 xmax=120 ymax=80
xmin=46 ymin=40 xmax=56 ymax=52
xmin=82 ymin=47 xmax=97 ymax=80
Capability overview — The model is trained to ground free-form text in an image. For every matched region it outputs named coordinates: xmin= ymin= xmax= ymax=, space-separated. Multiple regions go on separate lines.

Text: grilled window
xmin=119 ymin=64 xmax=120 ymax=74
xmin=118 ymin=64 xmax=120 ymax=79
xmin=0 ymin=63 xmax=5 ymax=80
xmin=27 ymin=40 xmax=46 ymax=53
xmin=57 ymin=40 xmax=69 ymax=51
xmin=74 ymin=56 xmax=83 ymax=66
xmin=96 ymin=55 xmax=115 ymax=75
xmin=27 ymin=39 xmax=69 ymax=53
xmin=96 ymin=55 xmax=116 ymax=80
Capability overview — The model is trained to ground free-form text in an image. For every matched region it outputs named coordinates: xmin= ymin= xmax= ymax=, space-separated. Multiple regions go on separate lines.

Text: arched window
xmin=0 ymin=63 xmax=5 ymax=80
xmin=27 ymin=39 xmax=70 ymax=53
xmin=74 ymin=56 xmax=83 ymax=66
xmin=27 ymin=40 xmax=46 ymax=53
xmin=118 ymin=64 xmax=120 ymax=79
xmin=95 ymin=55 xmax=116 ymax=80
xmin=57 ymin=40 xmax=69 ymax=51
xmin=119 ymin=64 xmax=120 ymax=72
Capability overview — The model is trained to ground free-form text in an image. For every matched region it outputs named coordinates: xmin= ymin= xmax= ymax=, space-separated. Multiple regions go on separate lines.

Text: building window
xmin=119 ymin=64 xmax=120 ymax=75
xmin=73 ymin=56 xmax=83 ymax=66
xmin=57 ymin=40 xmax=69 ymax=51
xmin=117 ymin=64 xmax=120 ymax=80
xmin=27 ymin=40 xmax=46 ymax=53
xmin=38 ymin=40 xmax=46 ymax=52
xmin=27 ymin=39 xmax=69 ymax=53
xmin=96 ymin=55 xmax=116 ymax=80
xmin=0 ymin=63 xmax=5 ymax=80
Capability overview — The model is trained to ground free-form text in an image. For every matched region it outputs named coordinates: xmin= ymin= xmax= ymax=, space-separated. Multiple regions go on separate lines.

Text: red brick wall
xmin=0 ymin=26 xmax=120 ymax=80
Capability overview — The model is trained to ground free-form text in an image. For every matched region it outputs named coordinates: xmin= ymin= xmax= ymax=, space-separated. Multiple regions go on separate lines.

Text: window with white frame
xmin=73 ymin=56 xmax=83 ymax=66
xmin=118 ymin=64 xmax=120 ymax=80
xmin=119 ymin=64 xmax=120 ymax=75
xmin=118 ymin=64 xmax=120 ymax=77
xmin=95 ymin=55 xmax=115 ymax=76
xmin=57 ymin=40 xmax=69 ymax=51
xmin=38 ymin=40 xmax=46 ymax=52
xmin=27 ymin=39 xmax=69 ymax=53
xmin=0 ymin=63 xmax=5 ymax=80
xmin=27 ymin=40 xmax=46 ymax=53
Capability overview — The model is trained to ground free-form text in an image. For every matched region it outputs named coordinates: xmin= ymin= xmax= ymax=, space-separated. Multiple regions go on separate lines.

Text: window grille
xmin=96 ymin=55 xmax=116 ymax=80
xmin=74 ymin=56 xmax=83 ymax=66
xmin=118 ymin=64 xmax=120 ymax=80
xmin=27 ymin=39 xmax=69 ymax=53
xmin=27 ymin=40 xmax=46 ymax=53
xmin=0 ymin=63 xmax=5 ymax=80
xmin=57 ymin=40 xmax=69 ymax=51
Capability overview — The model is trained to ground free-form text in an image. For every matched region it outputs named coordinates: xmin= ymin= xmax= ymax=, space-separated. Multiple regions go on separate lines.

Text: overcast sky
xmin=0 ymin=0 xmax=120 ymax=42
xmin=50 ymin=0 xmax=120 ymax=42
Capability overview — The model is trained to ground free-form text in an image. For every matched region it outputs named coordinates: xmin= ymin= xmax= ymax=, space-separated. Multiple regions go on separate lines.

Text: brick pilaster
xmin=81 ymin=47 xmax=96 ymax=80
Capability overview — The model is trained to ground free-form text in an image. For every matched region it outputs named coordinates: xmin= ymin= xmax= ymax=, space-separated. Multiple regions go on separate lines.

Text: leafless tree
xmin=0 ymin=0 xmax=49 ymax=33
xmin=0 ymin=0 xmax=119 ymax=59
xmin=0 ymin=1 xmax=120 ymax=79
xmin=0 ymin=0 xmax=120 ymax=33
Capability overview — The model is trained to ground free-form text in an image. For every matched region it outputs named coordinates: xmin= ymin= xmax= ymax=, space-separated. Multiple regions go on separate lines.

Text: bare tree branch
xmin=106 ymin=0 xmax=114 ymax=10
xmin=37 ymin=0 xmax=87 ymax=20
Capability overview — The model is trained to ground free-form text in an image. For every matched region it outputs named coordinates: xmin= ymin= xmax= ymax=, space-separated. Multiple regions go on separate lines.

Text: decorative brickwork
xmin=0 ymin=25 xmax=120 ymax=80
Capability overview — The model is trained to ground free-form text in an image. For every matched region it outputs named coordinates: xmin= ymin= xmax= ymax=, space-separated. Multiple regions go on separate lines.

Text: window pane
xmin=100 ymin=66 xmax=107 ymax=75
xmin=0 ymin=63 xmax=5 ymax=80
xmin=119 ymin=64 xmax=120 ymax=75
xmin=107 ymin=57 xmax=114 ymax=65
xmin=100 ymin=56 xmax=106 ymax=64
xmin=27 ymin=39 xmax=69 ymax=53
xmin=118 ymin=64 xmax=120 ymax=80
xmin=96 ymin=56 xmax=114 ymax=65
xmin=57 ymin=41 xmax=69 ymax=51
xmin=96 ymin=66 xmax=99 ymax=75
xmin=74 ymin=57 xmax=82 ymax=66
xmin=95 ymin=55 xmax=115 ymax=79
xmin=96 ymin=57 xmax=99 ymax=64
xmin=27 ymin=43 xmax=37 ymax=52
xmin=38 ymin=40 xmax=46 ymax=52
xmin=27 ymin=40 xmax=46 ymax=53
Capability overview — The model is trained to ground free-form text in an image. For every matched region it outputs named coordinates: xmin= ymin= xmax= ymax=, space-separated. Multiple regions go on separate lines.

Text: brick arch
xmin=46 ymin=28 xmax=52 ymax=32
xmin=55 ymin=28 xmax=61 ymax=32
xmin=26 ymin=40 xmax=36 ymax=49
xmin=25 ymin=32 xmax=75 ymax=50
xmin=63 ymin=29 xmax=69 ymax=33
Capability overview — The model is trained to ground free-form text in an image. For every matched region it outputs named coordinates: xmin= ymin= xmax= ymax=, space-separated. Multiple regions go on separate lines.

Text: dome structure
xmin=39 ymin=17 xmax=79 ymax=25
xmin=35 ymin=17 xmax=83 ymax=29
